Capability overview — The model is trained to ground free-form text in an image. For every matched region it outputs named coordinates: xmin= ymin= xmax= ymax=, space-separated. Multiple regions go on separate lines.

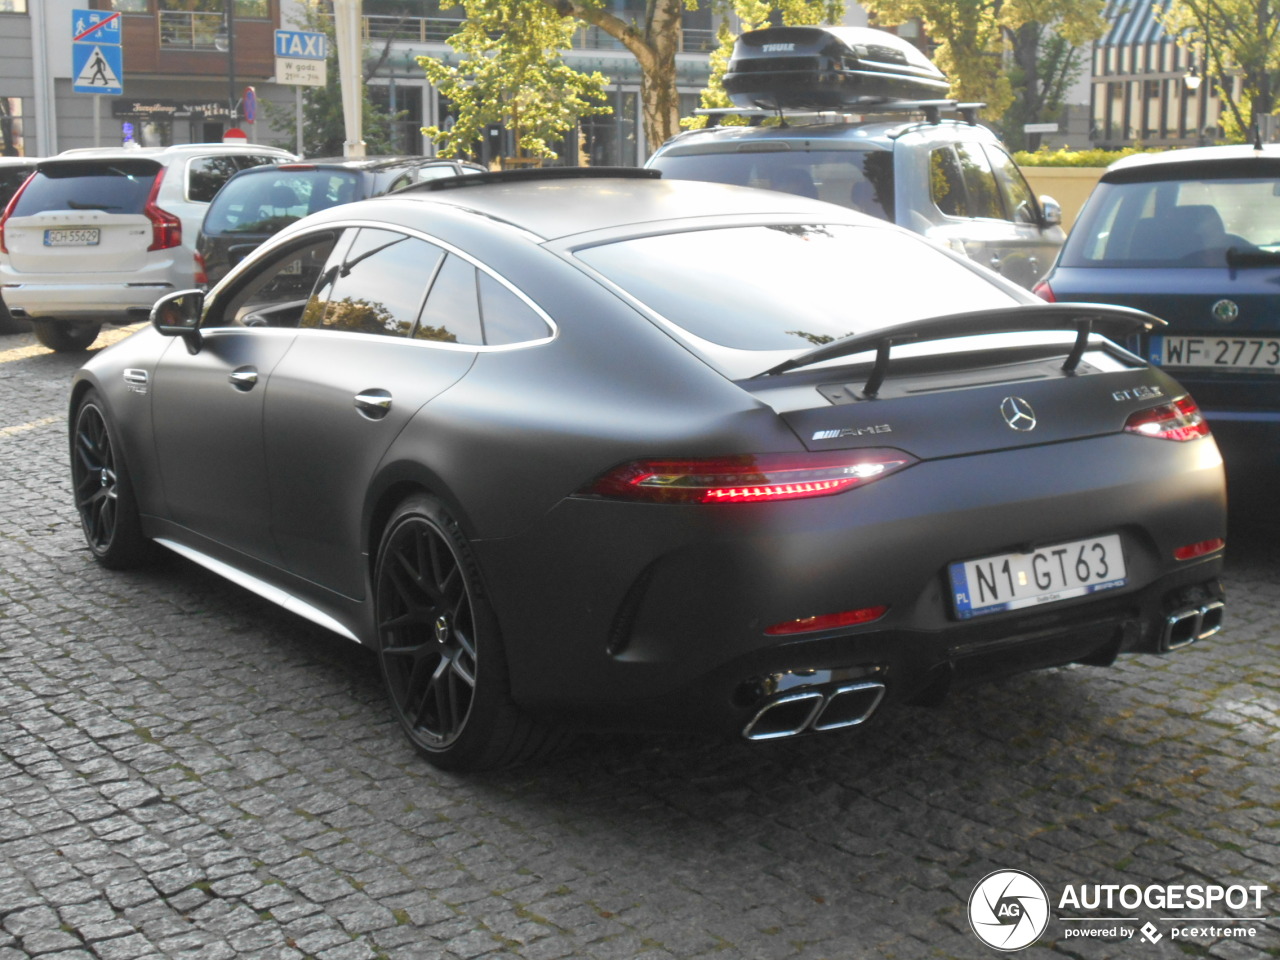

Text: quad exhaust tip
xmin=1161 ymin=600 xmax=1225 ymax=652
xmin=742 ymin=681 xmax=886 ymax=741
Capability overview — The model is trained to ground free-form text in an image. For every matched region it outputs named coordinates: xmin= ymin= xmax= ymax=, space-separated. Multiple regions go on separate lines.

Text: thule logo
xmin=762 ymin=43 xmax=795 ymax=52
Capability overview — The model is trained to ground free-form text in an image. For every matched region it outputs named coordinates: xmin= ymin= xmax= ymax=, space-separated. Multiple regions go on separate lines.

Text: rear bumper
xmin=1 ymin=280 xmax=177 ymax=322
xmin=474 ymin=432 xmax=1227 ymax=735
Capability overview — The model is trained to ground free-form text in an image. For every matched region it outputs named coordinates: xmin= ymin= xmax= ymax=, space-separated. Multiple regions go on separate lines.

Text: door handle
xmin=229 ymin=367 xmax=258 ymax=390
xmin=354 ymin=389 xmax=392 ymax=420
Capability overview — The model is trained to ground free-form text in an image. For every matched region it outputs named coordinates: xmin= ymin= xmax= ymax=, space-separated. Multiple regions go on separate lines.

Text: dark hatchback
xmin=1035 ymin=144 xmax=1280 ymax=499
xmin=197 ymin=156 xmax=484 ymax=285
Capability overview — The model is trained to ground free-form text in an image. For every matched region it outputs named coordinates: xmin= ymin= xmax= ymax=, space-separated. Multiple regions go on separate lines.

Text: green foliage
xmin=419 ymin=0 xmax=610 ymax=161
xmin=1012 ymin=146 xmax=1164 ymax=166
xmin=262 ymin=5 xmax=400 ymax=157
xmin=1159 ymin=0 xmax=1280 ymax=141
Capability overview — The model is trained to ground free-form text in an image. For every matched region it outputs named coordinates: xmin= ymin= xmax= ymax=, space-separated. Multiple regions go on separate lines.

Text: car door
xmin=263 ymin=227 xmax=479 ymax=599
xmin=150 ymin=232 xmax=338 ymax=564
xmin=982 ymin=143 xmax=1063 ymax=286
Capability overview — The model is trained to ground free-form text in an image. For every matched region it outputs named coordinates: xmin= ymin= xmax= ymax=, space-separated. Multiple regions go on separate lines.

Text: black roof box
xmin=724 ymin=26 xmax=950 ymax=111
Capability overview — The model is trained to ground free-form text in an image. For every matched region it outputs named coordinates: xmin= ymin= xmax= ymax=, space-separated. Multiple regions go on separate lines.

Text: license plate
xmin=949 ymin=534 xmax=1127 ymax=620
xmin=44 ymin=228 xmax=100 ymax=247
xmin=1150 ymin=334 xmax=1280 ymax=371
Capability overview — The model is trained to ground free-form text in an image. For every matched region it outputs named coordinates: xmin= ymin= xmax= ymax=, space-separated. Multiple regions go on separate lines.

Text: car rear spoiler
xmin=760 ymin=302 xmax=1165 ymax=393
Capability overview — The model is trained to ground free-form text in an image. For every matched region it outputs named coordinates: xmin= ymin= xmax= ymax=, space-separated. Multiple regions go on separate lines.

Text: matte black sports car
xmin=71 ymin=169 xmax=1227 ymax=770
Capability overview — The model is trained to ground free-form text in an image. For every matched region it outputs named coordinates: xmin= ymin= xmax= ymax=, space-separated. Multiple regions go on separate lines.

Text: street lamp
xmin=213 ymin=0 xmax=237 ymax=128
xmin=1184 ymin=48 xmax=1207 ymax=146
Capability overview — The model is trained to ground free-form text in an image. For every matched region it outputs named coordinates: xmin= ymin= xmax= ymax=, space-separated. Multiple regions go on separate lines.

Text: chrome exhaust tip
xmin=1161 ymin=600 xmax=1225 ymax=652
xmin=742 ymin=681 xmax=886 ymax=740
xmin=812 ymin=681 xmax=886 ymax=732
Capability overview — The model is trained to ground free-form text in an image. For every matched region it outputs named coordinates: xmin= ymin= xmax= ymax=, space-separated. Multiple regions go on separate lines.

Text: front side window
xmin=215 ymin=234 xmax=340 ymax=328
xmin=985 ymin=145 xmax=1039 ymax=225
xmin=955 ymin=143 xmax=1006 ymax=220
xmin=576 ymin=223 xmax=1015 ymax=351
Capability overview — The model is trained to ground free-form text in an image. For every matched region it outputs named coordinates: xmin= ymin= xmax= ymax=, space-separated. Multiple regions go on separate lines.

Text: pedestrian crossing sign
xmin=73 ymin=42 xmax=124 ymax=96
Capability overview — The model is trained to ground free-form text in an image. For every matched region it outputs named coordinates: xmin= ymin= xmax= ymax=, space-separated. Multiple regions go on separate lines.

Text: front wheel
xmin=70 ymin=390 xmax=156 ymax=569
xmin=373 ymin=496 xmax=560 ymax=770
xmin=35 ymin=320 xmax=101 ymax=352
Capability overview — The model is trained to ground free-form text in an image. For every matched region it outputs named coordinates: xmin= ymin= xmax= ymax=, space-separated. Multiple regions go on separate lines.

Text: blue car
xmin=1035 ymin=144 xmax=1280 ymax=501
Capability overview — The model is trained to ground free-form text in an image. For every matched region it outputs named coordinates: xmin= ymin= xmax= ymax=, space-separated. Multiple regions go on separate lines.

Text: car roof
xmin=51 ymin=143 xmax=294 ymax=164
xmin=325 ymin=173 xmax=871 ymax=244
xmin=230 ymin=156 xmax=470 ymax=174
xmin=1104 ymin=143 xmax=1280 ymax=173
xmin=655 ymin=115 xmax=997 ymax=155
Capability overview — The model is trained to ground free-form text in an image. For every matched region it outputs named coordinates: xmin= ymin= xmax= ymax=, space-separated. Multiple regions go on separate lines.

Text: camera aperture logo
xmin=968 ymin=870 xmax=1050 ymax=951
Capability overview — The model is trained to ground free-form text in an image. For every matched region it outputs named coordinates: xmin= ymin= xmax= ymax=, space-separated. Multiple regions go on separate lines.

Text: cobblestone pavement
xmin=1 ymin=326 xmax=1278 ymax=960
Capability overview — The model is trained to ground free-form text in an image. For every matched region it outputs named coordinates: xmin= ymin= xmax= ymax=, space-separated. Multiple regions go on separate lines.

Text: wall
xmin=1021 ymin=166 xmax=1106 ymax=231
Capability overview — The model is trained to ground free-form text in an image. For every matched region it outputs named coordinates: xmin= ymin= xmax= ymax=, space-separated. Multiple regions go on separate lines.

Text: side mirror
xmin=151 ymin=288 xmax=205 ymax=353
xmin=1039 ymin=195 xmax=1063 ymax=228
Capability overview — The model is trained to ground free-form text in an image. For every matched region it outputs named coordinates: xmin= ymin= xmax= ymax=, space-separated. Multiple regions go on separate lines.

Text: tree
xmin=439 ymin=0 xmax=844 ymax=156
xmin=264 ymin=3 xmax=402 ymax=157
xmin=858 ymin=0 xmax=1105 ymax=132
xmin=419 ymin=1 xmax=611 ymax=162
xmin=1159 ymin=0 xmax=1280 ymax=142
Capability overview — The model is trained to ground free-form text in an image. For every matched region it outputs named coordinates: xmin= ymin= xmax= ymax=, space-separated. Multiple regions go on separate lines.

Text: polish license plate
xmin=949 ymin=534 xmax=1127 ymax=620
xmin=44 ymin=228 xmax=100 ymax=247
xmin=1150 ymin=334 xmax=1280 ymax=371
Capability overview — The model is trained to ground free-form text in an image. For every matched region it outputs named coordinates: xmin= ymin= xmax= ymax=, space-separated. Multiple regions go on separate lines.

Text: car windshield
xmin=13 ymin=160 xmax=158 ymax=215
xmin=651 ymin=147 xmax=894 ymax=220
xmin=1062 ymin=176 xmax=1280 ymax=268
xmin=575 ymin=223 xmax=1016 ymax=351
xmin=203 ymin=170 xmax=362 ymax=235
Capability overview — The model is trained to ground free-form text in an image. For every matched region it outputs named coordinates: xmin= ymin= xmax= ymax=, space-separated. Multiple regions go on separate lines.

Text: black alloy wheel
xmin=373 ymin=496 xmax=557 ymax=770
xmin=71 ymin=391 xmax=153 ymax=568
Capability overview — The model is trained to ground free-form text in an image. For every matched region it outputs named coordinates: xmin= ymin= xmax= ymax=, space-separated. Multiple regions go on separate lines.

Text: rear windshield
xmin=1063 ymin=176 xmax=1280 ymax=267
xmin=575 ymin=223 xmax=1014 ymax=351
xmin=651 ymin=147 xmax=894 ymax=220
xmin=203 ymin=169 xmax=362 ymax=236
xmin=13 ymin=161 xmax=159 ymax=216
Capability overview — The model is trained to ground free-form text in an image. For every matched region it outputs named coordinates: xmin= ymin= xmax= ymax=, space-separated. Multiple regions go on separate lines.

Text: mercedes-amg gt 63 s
xmin=70 ymin=169 xmax=1227 ymax=770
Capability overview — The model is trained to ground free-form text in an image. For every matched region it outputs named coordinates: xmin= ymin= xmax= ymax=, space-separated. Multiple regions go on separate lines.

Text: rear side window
xmin=13 ymin=161 xmax=158 ymax=216
xmin=416 ymin=254 xmax=483 ymax=345
xmin=0 ymin=166 xmax=33 ymax=207
xmin=187 ymin=154 xmax=283 ymax=203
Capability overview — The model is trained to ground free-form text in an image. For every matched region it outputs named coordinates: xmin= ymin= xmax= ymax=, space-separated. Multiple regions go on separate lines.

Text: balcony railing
xmin=358 ymin=14 xmax=717 ymax=54
xmin=158 ymin=6 xmax=270 ymax=50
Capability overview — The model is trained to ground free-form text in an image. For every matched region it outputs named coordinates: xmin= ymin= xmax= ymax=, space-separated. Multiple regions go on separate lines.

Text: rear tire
xmin=373 ymin=495 xmax=561 ymax=771
xmin=70 ymin=390 xmax=157 ymax=569
xmin=34 ymin=320 xmax=101 ymax=352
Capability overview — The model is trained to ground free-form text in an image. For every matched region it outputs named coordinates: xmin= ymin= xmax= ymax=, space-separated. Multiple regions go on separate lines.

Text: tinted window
xmin=1063 ymin=176 xmax=1280 ymax=267
xmin=203 ymin=170 xmax=362 ymax=235
xmin=303 ymin=228 xmax=442 ymax=337
xmin=955 ymin=144 xmax=1006 ymax=220
xmin=577 ymin=224 xmax=1014 ymax=350
xmin=930 ymin=147 xmax=970 ymax=217
xmin=415 ymin=254 xmax=483 ymax=345
xmin=187 ymin=155 xmax=250 ymax=203
xmin=216 ymin=234 xmax=339 ymax=328
xmin=653 ymin=148 xmax=894 ymax=220
xmin=985 ymin=145 xmax=1039 ymax=225
xmin=13 ymin=160 xmax=158 ymax=216
xmin=478 ymin=274 xmax=550 ymax=344
xmin=0 ymin=166 xmax=33 ymax=207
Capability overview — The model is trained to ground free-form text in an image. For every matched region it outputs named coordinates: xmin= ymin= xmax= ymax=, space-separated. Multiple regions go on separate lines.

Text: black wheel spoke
xmin=376 ymin=512 xmax=479 ymax=750
xmin=72 ymin=404 xmax=118 ymax=550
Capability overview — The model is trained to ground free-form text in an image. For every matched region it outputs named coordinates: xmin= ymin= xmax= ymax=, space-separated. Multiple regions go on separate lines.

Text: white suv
xmin=0 ymin=142 xmax=294 ymax=351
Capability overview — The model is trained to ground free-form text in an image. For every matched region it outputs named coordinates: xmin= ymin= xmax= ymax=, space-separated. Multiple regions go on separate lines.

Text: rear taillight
xmin=580 ymin=450 xmax=916 ymax=504
xmin=1123 ymin=396 xmax=1211 ymax=441
xmin=1032 ymin=280 xmax=1055 ymax=302
xmin=144 ymin=167 xmax=182 ymax=251
xmin=0 ymin=171 xmax=34 ymax=254
xmin=1173 ymin=537 xmax=1225 ymax=561
xmin=194 ymin=251 xmax=208 ymax=287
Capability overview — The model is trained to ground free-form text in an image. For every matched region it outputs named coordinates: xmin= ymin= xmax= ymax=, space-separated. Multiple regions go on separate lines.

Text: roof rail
xmin=694 ymin=100 xmax=984 ymax=128
xmin=396 ymin=166 xmax=660 ymax=194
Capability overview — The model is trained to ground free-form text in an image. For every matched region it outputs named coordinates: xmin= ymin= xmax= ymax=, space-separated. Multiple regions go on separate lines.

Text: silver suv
xmin=0 ymin=142 xmax=293 ymax=351
xmin=647 ymin=26 xmax=1064 ymax=289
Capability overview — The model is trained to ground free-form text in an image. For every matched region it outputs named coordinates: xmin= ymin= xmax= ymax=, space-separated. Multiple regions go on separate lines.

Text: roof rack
xmin=396 ymin=166 xmax=660 ymax=194
xmin=695 ymin=100 xmax=984 ymax=128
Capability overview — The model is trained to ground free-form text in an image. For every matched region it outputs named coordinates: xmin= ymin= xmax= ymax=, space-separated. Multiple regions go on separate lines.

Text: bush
xmin=1012 ymin=146 xmax=1166 ymax=167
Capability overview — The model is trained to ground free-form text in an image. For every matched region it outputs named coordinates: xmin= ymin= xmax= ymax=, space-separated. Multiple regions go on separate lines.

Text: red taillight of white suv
xmin=0 ymin=173 xmax=33 ymax=254
xmin=144 ymin=167 xmax=182 ymax=251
